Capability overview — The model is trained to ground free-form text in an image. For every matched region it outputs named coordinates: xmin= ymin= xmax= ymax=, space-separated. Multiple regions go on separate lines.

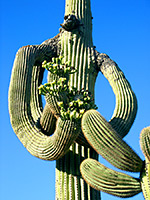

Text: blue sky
xmin=1 ymin=0 xmax=150 ymax=199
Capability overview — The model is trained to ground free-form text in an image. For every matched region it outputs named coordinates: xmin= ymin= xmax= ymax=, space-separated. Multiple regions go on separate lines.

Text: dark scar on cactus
xmin=60 ymin=14 xmax=83 ymax=31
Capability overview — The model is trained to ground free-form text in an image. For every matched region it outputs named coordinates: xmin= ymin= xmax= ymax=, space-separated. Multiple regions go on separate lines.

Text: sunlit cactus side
xmin=140 ymin=127 xmax=150 ymax=200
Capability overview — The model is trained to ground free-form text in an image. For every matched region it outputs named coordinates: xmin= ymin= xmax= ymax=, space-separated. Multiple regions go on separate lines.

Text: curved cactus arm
xmin=96 ymin=52 xmax=137 ymax=138
xmin=29 ymin=59 xmax=57 ymax=136
xmin=81 ymin=109 xmax=143 ymax=172
xmin=8 ymin=37 xmax=80 ymax=160
xmin=80 ymin=158 xmax=142 ymax=198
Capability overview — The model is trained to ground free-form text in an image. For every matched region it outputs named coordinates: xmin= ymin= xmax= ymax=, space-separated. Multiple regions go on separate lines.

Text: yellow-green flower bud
xmin=57 ymin=101 xmax=64 ymax=107
xmin=79 ymin=109 xmax=85 ymax=115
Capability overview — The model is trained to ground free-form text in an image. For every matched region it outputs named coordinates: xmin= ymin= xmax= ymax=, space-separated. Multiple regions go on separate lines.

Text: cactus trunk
xmin=56 ymin=143 xmax=100 ymax=199
xmin=55 ymin=0 xmax=100 ymax=199
xmin=60 ymin=0 xmax=97 ymax=93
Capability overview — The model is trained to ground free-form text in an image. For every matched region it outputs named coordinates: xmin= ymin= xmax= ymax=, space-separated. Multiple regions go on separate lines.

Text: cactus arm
xmin=30 ymin=61 xmax=57 ymax=136
xmin=81 ymin=109 xmax=143 ymax=172
xmin=96 ymin=52 xmax=138 ymax=138
xmin=8 ymin=38 xmax=80 ymax=161
xmin=80 ymin=158 xmax=142 ymax=198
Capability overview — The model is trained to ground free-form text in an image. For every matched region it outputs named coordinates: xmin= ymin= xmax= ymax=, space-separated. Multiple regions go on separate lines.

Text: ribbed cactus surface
xmin=8 ymin=0 xmax=145 ymax=199
xmin=80 ymin=158 xmax=142 ymax=197
xmin=56 ymin=144 xmax=100 ymax=200
xmin=99 ymin=58 xmax=137 ymax=138
xmin=140 ymin=127 xmax=150 ymax=161
xmin=81 ymin=109 xmax=143 ymax=172
xmin=140 ymin=127 xmax=150 ymax=199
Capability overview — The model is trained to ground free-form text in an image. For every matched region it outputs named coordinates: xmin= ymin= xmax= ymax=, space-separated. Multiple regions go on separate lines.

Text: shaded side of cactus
xmin=81 ymin=109 xmax=143 ymax=172
xmin=80 ymin=158 xmax=142 ymax=198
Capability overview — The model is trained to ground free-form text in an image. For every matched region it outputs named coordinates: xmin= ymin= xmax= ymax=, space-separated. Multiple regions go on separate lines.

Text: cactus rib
xmin=81 ymin=109 xmax=143 ymax=172
xmin=96 ymin=53 xmax=137 ymax=138
xmin=80 ymin=158 xmax=142 ymax=198
xmin=9 ymin=43 xmax=79 ymax=160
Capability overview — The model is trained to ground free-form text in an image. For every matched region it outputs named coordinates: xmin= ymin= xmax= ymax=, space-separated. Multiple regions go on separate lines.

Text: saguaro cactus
xmin=8 ymin=0 xmax=141 ymax=199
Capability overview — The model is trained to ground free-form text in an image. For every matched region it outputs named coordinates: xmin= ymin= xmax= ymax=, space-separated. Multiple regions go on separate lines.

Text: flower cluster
xmin=42 ymin=56 xmax=76 ymax=77
xmin=39 ymin=77 xmax=68 ymax=96
xmin=39 ymin=57 xmax=97 ymax=121
xmin=57 ymin=89 xmax=98 ymax=121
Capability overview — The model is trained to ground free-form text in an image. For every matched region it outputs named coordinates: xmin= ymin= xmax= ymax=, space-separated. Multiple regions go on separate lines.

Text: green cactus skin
xmin=140 ymin=159 xmax=150 ymax=200
xmin=56 ymin=144 xmax=100 ymax=200
xmin=55 ymin=0 xmax=101 ymax=198
xmin=45 ymin=93 xmax=61 ymax=117
xmin=140 ymin=127 xmax=150 ymax=161
xmin=96 ymin=54 xmax=138 ymax=138
xmin=80 ymin=158 xmax=142 ymax=198
xmin=140 ymin=127 xmax=150 ymax=199
xmin=38 ymin=103 xmax=56 ymax=136
xmin=81 ymin=109 xmax=143 ymax=172
xmin=8 ymin=44 xmax=80 ymax=161
xmin=8 ymin=0 xmax=140 ymax=199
